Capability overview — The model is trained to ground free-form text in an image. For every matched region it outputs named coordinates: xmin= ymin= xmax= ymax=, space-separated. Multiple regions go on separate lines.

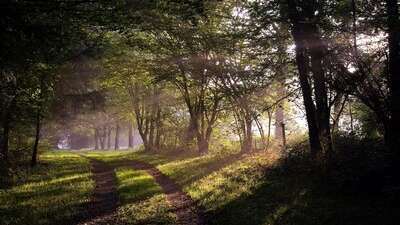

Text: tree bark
xmin=128 ymin=122 xmax=133 ymax=148
xmin=275 ymin=104 xmax=284 ymax=147
xmin=1 ymin=111 xmax=11 ymax=162
xmin=286 ymin=0 xmax=332 ymax=163
xmin=114 ymin=122 xmax=120 ymax=150
xmin=294 ymin=42 xmax=322 ymax=158
xmin=197 ymin=135 xmax=209 ymax=155
xmin=1 ymin=97 xmax=15 ymax=162
xmin=281 ymin=122 xmax=287 ymax=154
xmin=148 ymin=108 xmax=155 ymax=151
xmin=267 ymin=110 xmax=272 ymax=149
xmin=94 ymin=128 xmax=99 ymax=150
xmin=386 ymin=0 xmax=400 ymax=161
xmin=241 ymin=113 xmax=253 ymax=152
xmin=107 ymin=127 xmax=111 ymax=149
xmin=31 ymin=73 xmax=46 ymax=167
xmin=99 ymin=127 xmax=106 ymax=150
xmin=308 ymin=34 xmax=333 ymax=164
xmin=254 ymin=117 xmax=266 ymax=150
xmin=31 ymin=108 xmax=41 ymax=167
xmin=155 ymin=108 xmax=162 ymax=150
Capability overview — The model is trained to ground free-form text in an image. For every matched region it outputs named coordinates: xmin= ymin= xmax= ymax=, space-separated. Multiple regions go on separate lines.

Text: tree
xmin=0 ymin=0 xmax=119 ymax=169
xmin=280 ymin=0 xmax=333 ymax=166
xmin=385 ymin=0 xmax=400 ymax=164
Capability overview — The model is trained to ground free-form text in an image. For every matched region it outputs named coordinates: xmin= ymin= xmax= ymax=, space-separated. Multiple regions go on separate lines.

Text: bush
xmin=281 ymin=134 xmax=391 ymax=195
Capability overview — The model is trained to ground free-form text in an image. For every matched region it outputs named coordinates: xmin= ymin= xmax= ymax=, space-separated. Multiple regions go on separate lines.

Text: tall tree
xmin=386 ymin=0 xmax=400 ymax=163
xmin=284 ymin=0 xmax=333 ymax=165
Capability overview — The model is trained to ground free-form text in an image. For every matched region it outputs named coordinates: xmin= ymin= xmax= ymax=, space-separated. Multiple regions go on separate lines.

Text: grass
xmin=83 ymin=151 xmax=176 ymax=225
xmin=3 ymin=148 xmax=398 ymax=225
xmin=91 ymin=149 xmax=400 ymax=225
xmin=117 ymin=193 xmax=176 ymax=225
xmin=0 ymin=151 xmax=93 ymax=225
xmin=114 ymin=166 xmax=176 ymax=224
xmin=115 ymin=167 xmax=163 ymax=203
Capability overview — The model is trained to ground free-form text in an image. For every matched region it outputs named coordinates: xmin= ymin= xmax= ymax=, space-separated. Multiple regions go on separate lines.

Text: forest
xmin=0 ymin=0 xmax=399 ymax=225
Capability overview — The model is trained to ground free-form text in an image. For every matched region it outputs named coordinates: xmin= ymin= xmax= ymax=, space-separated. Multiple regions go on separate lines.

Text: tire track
xmin=77 ymin=156 xmax=206 ymax=225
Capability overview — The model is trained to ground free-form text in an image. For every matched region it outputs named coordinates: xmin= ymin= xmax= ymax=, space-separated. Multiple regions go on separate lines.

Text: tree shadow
xmin=0 ymin=151 xmax=96 ymax=225
xmin=145 ymin=150 xmax=252 ymax=187
xmin=204 ymin=167 xmax=400 ymax=225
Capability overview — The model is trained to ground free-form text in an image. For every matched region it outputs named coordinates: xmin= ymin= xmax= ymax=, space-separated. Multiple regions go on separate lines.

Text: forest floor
xmin=1 ymin=149 xmax=399 ymax=225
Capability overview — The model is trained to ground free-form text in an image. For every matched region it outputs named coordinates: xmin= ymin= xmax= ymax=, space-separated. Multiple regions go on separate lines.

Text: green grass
xmin=115 ymin=167 xmax=163 ymax=203
xmin=0 ymin=151 xmax=93 ymax=225
xmin=185 ymin=152 xmax=276 ymax=211
xmin=93 ymin=150 xmax=399 ymax=225
xmin=117 ymin=193 xmax=176 ymax=225
xmin=82 ymin=150 xmax=134 ymax=162
xmin=6 ymin=149 xmax=395 ymax=225
xmin=114 ymin=167 xmax=176 ymax=224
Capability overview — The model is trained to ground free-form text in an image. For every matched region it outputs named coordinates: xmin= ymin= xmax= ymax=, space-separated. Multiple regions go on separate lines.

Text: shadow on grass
xmin=205 ymin=167 xmax=400 ymax=225
xmin=0 ymin=152 xmax=93 ymax=225
xmin=114 ymin=167 xmax=176 ymax=225
xmin=134 ymin=150 xmax=249 ymax=188
xmin=116 ymin=168 xmax=163 ymax=204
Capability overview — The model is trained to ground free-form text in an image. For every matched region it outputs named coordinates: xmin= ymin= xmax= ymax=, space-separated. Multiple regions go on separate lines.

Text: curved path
xmin=116 ymin=160 xmax=205 ymax=225
xmin=77 ymin=156 xmax=205 ymax=225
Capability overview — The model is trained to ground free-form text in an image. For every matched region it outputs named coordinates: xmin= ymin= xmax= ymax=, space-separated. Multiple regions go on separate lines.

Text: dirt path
xmin=116 ymin=160 xmax=206 ymax=225
xmin=77 ymin=156 xmax=205 ymax=225
xmin=77 ymin=158 xmax=118 ymax=225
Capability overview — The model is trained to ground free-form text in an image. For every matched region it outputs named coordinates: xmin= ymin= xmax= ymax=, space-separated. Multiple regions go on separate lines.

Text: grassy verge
xmin=0 ymin=151 xmax=93 ymax=225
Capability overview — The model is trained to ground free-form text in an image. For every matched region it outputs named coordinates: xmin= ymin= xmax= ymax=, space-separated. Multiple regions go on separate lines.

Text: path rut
xmin=116 ymin=160 xmax=206 ymax=225
xmin=77 ymin=157 xmax=205 ymax=225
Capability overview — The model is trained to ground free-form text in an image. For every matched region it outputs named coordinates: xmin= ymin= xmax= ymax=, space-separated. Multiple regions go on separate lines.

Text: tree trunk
xmin=267 ymin=110 xmax=272 ymax=149
xmin=128 ymin=123 xmax=133 ymax=148
xmin=114 ymin=122 xmax=120 ymax=150
xmin=155 ymin=108 xmax=162 ymax=150
xmin=281 ymin=122 xmax=287 ymax=155
xmin=255 ymin=117 xmax=266 ymax=150
xmin=308 ymin=35 xmax=333 ymax=164
xmin=241 ymin=114 xmax=253 ymax=152
xmin=275 ymin=78 xmax=286 ymax=150
xmin=31 ymin=108 xmax=41 ymax=167
xmin=107 ymin=127 xmax=111 ymax=149
xmin=1 ymin=98 xmax=15 ymax=162
xmin=349 ymin=100 xmax=354 ymax=134
xmin=1 ymin=115 xmax=10 ymax=162
xmin=99 ymin=127 xmax=106 ymax=150
xmin=386 ymin=0 xmax=400 ymax=162
xmin=275 ymin=105 xmax=284 ymax=147
xmin=332 ymin=94 xmax=346 ymax=134
xmin=94 ymin=128 xmax=99 ymax=150
xmin=293 ymin=42 xmax=322 ymax=158
xmin=149 ymin=118 xmax=155 ymax=151
xmin=32 ymin=74 xmax=46 ymax=167
xmin=197 ymin=135 xmax=209 ymax=155
xmin=286 ymin=0 xmax=326 ymax=160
